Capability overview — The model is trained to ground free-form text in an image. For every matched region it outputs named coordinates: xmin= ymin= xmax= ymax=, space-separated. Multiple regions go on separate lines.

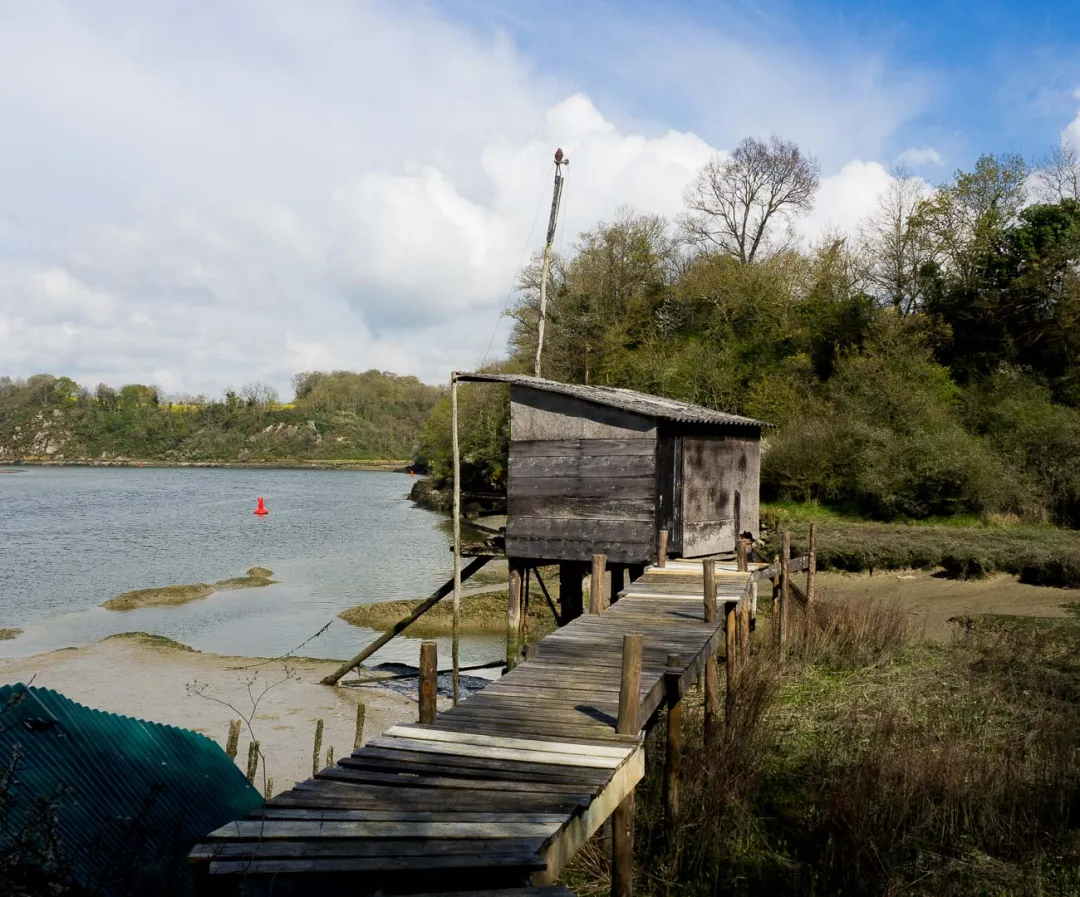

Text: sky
xmin=2 ymin=0 xmax=1079 ymax=398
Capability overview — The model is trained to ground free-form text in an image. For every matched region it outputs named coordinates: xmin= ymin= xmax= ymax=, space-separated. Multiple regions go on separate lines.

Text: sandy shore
xmin=0 ymin=633 xmax=428 ymax=794
xmin=815 ymin=569 xmax=1076 ymax=640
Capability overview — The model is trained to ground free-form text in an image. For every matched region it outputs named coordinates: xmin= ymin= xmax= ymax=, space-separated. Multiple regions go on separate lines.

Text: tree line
xmin=0 ymin=370 xmax=439 ymax=462
xmin=418 ymin=137 xmax=1080 ymax=526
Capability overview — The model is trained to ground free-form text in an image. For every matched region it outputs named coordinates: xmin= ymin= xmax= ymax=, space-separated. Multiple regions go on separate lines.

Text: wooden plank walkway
xmin=191 ymin=560 xmax=759 ymax=896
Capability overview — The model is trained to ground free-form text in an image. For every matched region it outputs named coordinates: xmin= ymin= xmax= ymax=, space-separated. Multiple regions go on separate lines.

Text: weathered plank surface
xmin=192 ymin=560 xmax=756 ymax=896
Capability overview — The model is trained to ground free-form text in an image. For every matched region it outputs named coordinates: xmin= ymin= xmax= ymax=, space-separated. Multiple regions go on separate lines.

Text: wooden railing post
xmin=736 ymin=536 xmax=748 ymax=572
xmin=419 ymin=641 xmax=438 ymax=724
xmin=702 ymin=560 xmax=719 ymax=746
xmin=779 ymin=532 xmax=791 ymax=650
xmin=612 ymin=633 xmax=643 ymax=897
xmin=506 ymin=561 xmax=524 ymax=670
xmin=724 ymin=601 xmax=737 ymax=725
xmin=663 ymin=653 xmax=682 ymax=863
xmin=589 ymin=554 xmax=608 ymax=614
xmin=807 ymin=522 xmax=817 ymax=605
xmin=657 ymin=530 xmax=669 ymax=567
xmin=739 ymin=597 xmax=751 ymax=661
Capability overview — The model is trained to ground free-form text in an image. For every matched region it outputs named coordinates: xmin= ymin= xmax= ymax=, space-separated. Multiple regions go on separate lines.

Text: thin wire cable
xmin=480 ymin=165 xmax=552 ymax=366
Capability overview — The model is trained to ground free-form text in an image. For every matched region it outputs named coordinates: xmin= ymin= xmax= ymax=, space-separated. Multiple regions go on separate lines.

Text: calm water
xmin=0 ymin=467 xmax=503 ymax=666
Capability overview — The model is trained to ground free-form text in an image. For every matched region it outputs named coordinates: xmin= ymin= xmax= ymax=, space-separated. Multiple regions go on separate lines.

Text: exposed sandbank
xmin=0 ymin=628 xmax=22 ymax=640
xmin=103 ymin=567 xmax=277 ymax=610
xmin=0 ymin=633 xmax=420 ymax=793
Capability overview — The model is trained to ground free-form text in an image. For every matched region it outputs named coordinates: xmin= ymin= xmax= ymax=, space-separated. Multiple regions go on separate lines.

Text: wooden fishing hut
xmin=452 ymin=374 xmax=770 ymax=659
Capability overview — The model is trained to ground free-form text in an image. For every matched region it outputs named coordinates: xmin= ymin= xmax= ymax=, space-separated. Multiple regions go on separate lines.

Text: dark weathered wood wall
xmin=678 ymin=433 xmax=761 ymax=557
xmin=506 ymin=438 xmax=657 ymax=563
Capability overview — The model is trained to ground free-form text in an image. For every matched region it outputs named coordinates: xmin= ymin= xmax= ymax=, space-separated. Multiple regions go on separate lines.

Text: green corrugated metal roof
xmin=0 ymin=683 xmax=263 ymax=896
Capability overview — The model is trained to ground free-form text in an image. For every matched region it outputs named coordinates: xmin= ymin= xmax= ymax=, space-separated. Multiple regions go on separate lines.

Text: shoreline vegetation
xmin=102 ymin=567 xmax=277 ymax=611
xmin=1 ymin=458 xmax=409 ymax=471
xmin=0 ymin=628 xmax=22 ymax=640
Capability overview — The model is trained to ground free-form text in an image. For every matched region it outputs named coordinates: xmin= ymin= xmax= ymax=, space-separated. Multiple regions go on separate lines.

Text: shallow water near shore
xmin=0 ymin=466 xmax=504 ymax=667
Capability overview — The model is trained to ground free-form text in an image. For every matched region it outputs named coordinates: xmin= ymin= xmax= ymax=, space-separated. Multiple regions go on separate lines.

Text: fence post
xmin=779 ymin=532 xmax=791 ymax=650
xmin=736 ymin=536 xmax=748 ymax=572
xmin=807 ymin=522 xmax=817 ymax=605
xmin=702 ymin=560 xmax=719 ymax=746
xmin=590 ymin=554 xmax=608 ymax=614
xmin=663 ymin=653 xmax=682 ymax=865
xmin=419 ymin=641 xmax=438 ymax=724
xmin=612 ymin=633 xmax=643 ymax=897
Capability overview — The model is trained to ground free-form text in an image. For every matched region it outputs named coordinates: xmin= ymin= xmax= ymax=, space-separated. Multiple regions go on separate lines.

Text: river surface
xmin=0 ymin=467 xmax=503 ymax=666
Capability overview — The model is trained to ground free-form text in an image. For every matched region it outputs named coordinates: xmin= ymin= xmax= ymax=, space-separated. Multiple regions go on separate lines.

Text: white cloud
xmin=0 ymin=1 xmax=930 ymax=396
xmin=1063 ymin=89 xmax=1080 ymax=150
xmin=895 ymin=146 xmax=944 ymax=168
xmin=798 ymin=161 xmax=896 ymax=241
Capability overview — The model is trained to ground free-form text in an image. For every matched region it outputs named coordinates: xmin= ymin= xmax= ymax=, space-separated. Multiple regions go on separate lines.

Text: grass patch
xmin=102 ymin=632 xmax=198 ymax=652
xmin=340 ymin=590 xmax=558 ymax=640
xmin=759 ymin=514 xmax=1080 ymax=587
xmin=103 ymin=568 xmax=276 ymax=609
xmin=0 ymin=628 xmax=22 ymax=640
xmin=563 ymin=598 xmax=1080 ymax=896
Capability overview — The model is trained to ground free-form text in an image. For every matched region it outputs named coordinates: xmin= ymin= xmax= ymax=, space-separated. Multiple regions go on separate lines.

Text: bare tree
xmin=680 ymin=136 xmax=820 ymax=264
xmin=1033 ymin=142 xmax=1080 ymax=202
xmin=859 ymin=168 xmax=932 ymax=314
xmin=240 ymin=381 xmax=279 ymax=409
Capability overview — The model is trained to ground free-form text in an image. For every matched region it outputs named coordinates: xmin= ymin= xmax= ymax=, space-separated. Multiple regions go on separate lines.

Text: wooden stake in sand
xmin=353 ymin=702 xmax=366 ymax=750
xmin=225 ymin=720 xmax=241 ymax=760
xmin=312 ymin=719 xmax=324 ymax=778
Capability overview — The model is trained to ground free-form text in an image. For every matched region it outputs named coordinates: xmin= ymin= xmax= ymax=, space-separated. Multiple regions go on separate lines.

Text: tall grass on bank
xmin=564 ymin=597 xmax=1080 ymax=896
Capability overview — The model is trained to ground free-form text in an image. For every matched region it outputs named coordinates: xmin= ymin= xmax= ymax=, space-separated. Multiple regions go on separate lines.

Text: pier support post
xmin=702 ymin=560 xmax=719 ymax=746
xmin=589 ymin=554 xmax=608 ymax=614
xmin=419 ymin=641 xmax=438 ymax=724
xmin=610 ymin=565 xmax=626 ymax=603
xmin=507 ymin=561 xmax=525 ymax=670
xmin=779 ymin=532 xmax=791 ymax=650
xmin=663 ymin=653 xmax=682 ymax=864
xmin=612 ymin=633 xmax=643 ymax=897
xmin=559 ymin=562 xmax=585 ymax=622
xmin=724 ymin=601 xmax=737 ymax=726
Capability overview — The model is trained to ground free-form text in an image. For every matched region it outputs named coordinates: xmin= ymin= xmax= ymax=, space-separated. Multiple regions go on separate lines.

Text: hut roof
xmin=455 ymin=373 xmax=770 ymax=429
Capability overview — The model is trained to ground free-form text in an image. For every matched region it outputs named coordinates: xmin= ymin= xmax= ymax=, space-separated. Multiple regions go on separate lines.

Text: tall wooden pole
xmin=702 ymin=560 xmax=719 ymax=746
xmin=663 ymin=653 xmax=682 ymax=864
xmin=451 ymin=374 xmax=462 ymax=704
xmin=613 ymin=633 xmax=643 ymax=897
xmin=534 ymin=149 xmax=569 ymax=378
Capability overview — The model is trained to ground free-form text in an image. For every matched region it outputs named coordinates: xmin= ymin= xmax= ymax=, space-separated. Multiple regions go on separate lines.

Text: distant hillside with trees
xmin=0 ymin=370 xmax=440 ymax=463
xmin=417 ymin=139 xmax=1080 ymax=527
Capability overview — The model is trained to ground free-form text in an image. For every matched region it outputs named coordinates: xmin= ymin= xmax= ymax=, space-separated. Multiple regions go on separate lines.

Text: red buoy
xmin=254 ymin=496 xmax=269 ymax=516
